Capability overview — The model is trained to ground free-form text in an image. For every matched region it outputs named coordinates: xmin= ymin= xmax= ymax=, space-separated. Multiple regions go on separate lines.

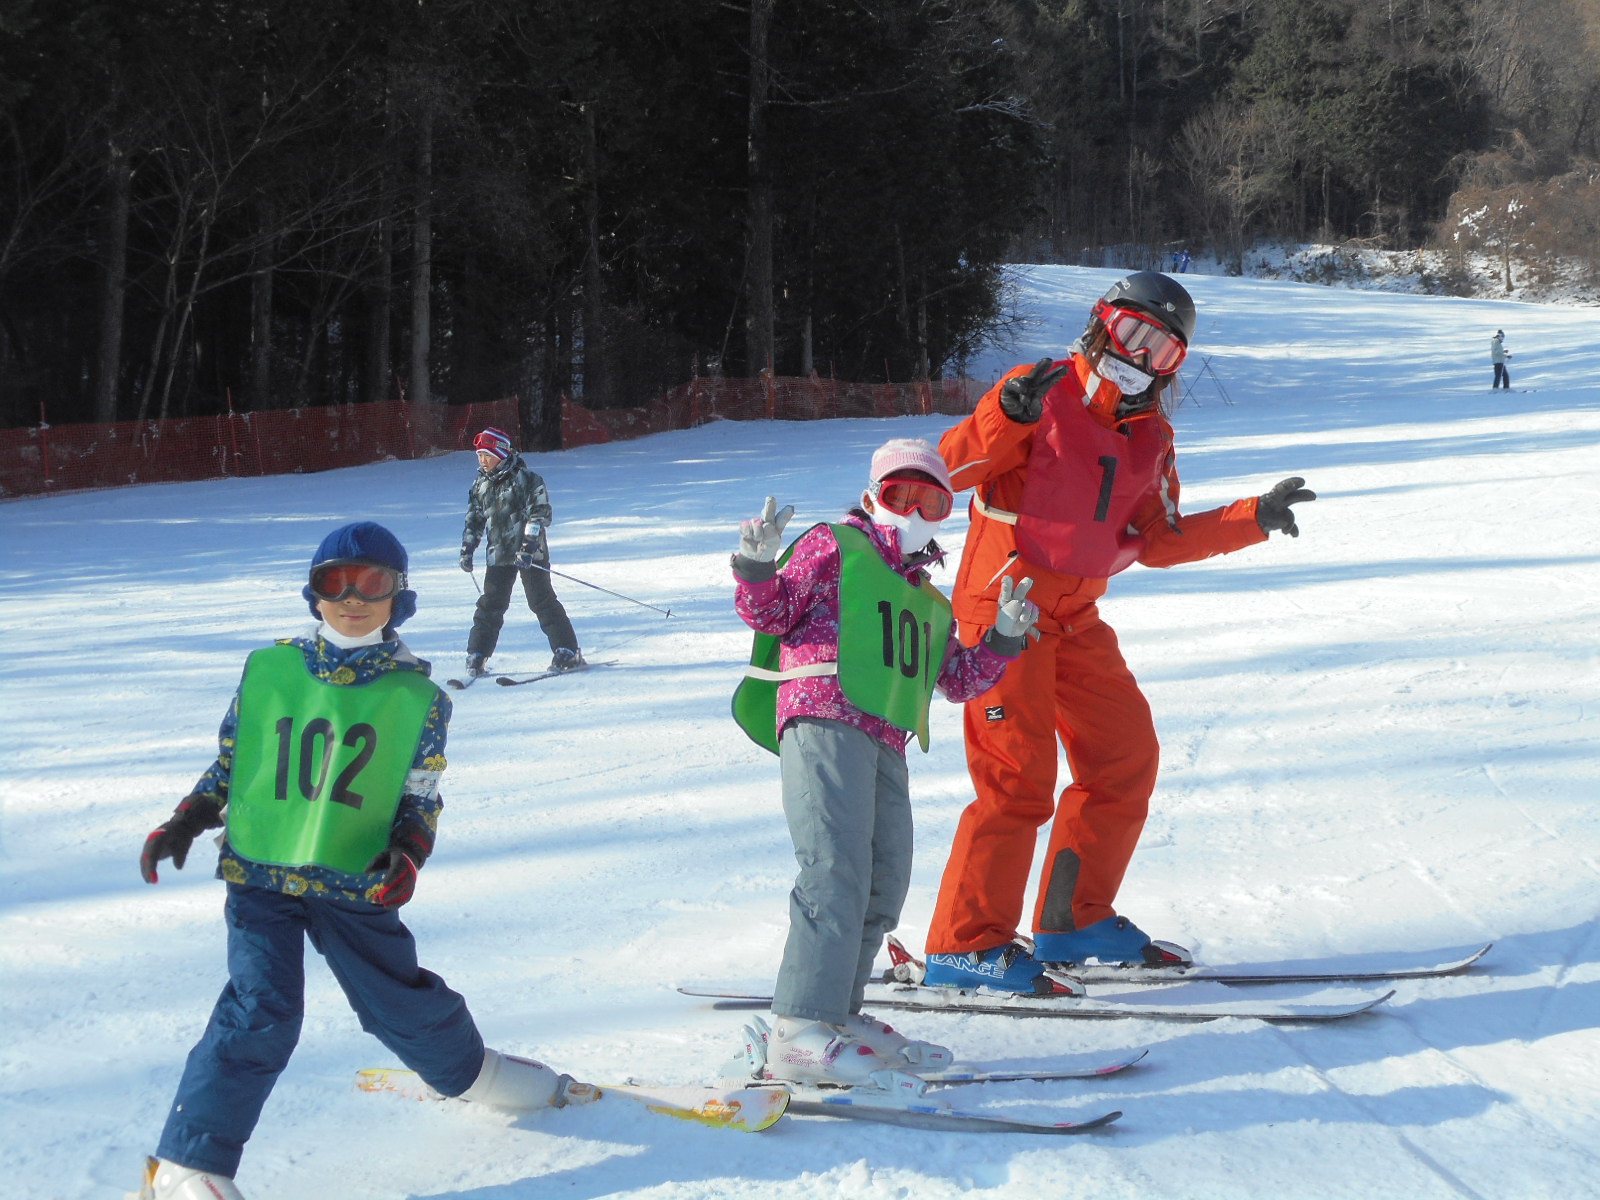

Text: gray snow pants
xmin=772 ymin=717 xmax=913 ymax=1026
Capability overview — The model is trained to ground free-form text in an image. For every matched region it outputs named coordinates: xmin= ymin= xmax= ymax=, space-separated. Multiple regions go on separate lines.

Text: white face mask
xmin=869 ymin=503 xmax=942 ymax=559
xmin=1096 ymin=353 xmax=1155 ymax=396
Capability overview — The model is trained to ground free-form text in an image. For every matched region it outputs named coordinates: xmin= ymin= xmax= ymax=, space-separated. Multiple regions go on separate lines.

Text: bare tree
xmin=580 ymin=101 xmax=608 ymax=406
xmin=94 ymin=134 xmax=131 ymax=423
xmin=1176 ymin=102 xmax=1268 ymax=271
xmin=409 ymin=101 xmax=434 ymax=409
xmin=745 ymin=0 xmax=775 ymax=378
xmin=126 ymin=64 xmax=358 ymax=420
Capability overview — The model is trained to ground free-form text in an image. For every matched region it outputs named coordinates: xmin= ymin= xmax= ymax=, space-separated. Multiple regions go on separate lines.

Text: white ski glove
xmin=993 ymin=575 xmax=1040 ymax=642
xmin=738 ymin=496 xmax=795 ymax=563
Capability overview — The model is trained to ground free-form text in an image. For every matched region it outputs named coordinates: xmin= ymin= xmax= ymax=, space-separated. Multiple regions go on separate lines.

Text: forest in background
xmin=2 ymin=0 xmax=1596 ymax=442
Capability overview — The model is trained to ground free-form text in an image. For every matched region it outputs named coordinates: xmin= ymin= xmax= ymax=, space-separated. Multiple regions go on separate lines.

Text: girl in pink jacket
xmin=728 ymin=437 xmax=1037 ymax=1086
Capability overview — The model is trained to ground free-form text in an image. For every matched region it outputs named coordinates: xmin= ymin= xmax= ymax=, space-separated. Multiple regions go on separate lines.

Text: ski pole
xmin=1199 ymin=354 xmax=1234 ymax=406
xmin=469 ymin=568 xmax=482 ymax=594
xmin=526 ymin=561 xmax=673 ymax=617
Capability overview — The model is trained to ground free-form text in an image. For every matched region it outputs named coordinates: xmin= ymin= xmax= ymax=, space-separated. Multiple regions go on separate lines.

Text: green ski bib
xmin=226 ymin=644 xmax=438 ymax=874
xmin=733 ymin=523 xmax=954 ymax=755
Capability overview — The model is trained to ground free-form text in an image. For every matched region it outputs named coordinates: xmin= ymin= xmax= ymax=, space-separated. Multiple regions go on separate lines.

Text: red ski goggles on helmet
xmin=871 ymin=475 xmax=954 ymax=521
xmin=310 ymin=560 xmax=404 ymax=603
xmin=1093 ymin=300 xmax=1188 ymax=375
xmin=473 ymin=429 xmax=511 ymax=457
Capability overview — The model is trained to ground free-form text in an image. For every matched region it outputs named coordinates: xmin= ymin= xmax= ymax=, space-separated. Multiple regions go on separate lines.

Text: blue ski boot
xmin=1032 ymin=916 xmax=1191 ymax=967
xmin=922 ymin=943 xmax=1085 ymax=996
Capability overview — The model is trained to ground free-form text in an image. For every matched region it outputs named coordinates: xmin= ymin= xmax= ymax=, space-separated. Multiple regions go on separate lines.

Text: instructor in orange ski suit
xmin=922 ymin=271 xmax=1315 ymax=990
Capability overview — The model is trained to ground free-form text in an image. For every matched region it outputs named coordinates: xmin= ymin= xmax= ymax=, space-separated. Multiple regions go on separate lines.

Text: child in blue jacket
xmin=132 ymin=522 xmax=585 ymax=1200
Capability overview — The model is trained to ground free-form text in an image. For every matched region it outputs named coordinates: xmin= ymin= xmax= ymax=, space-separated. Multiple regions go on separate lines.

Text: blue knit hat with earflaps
xmin=302 ymin=521 xmax=418 ymax=629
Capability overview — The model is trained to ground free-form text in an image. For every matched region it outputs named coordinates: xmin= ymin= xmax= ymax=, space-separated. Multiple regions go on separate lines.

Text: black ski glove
xmin=1257 ymin=477 xmax=1317 ymax=537
xmin=515 ymin=526 xmax=549 ymax=571
xmin=459 ymin=546 xmax=475 ymax=572
xmin=999 ymin=358 xmax=1068 ymax=424
xmin=139 ymin=793 xmax=225 ymax=884
xmin=365 ymin=823 xmax=435 ymax=908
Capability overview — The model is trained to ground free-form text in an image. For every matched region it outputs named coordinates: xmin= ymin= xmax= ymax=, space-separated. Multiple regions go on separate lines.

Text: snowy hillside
xmin=3 ymin=268 xmax=1598 ymax=1200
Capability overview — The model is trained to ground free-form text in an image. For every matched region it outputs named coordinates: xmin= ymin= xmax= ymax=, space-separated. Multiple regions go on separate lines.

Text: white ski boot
xmin=721 ymin=1016 xmax=947 ymax=1112
xmin=726 ymin=1017 xmax=928 ymax=1094
xmin=767 ymin=1017 xmax=887 ymax=1085
xmin=458 ymin=1048 xmax=597 ymax=1109
xmin=842 ymin=1011 xmax=955 ymax=1071
xmin=129 ymin=1156 xmax=246 ymax=1200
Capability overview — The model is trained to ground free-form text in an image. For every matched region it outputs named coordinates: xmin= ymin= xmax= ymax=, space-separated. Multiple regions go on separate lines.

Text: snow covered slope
xmin=3 ymin=268 xmax=1597 ymax=1199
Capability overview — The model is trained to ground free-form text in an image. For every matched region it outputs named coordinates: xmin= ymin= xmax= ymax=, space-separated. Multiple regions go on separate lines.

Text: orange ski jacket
xmin=940 ymin=357 xmax=1266 ymax=632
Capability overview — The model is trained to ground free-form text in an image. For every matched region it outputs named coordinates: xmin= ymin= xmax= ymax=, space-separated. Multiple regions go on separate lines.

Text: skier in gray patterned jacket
xmin=459 ymin=428 xmax=583 ymax=676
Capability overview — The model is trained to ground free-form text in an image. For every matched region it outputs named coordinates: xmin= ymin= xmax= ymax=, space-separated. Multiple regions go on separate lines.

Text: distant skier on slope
xmin=458 ymin=427 xmax=585 ymax=679
xmin=728 ymin=438 xmax=1041 ymax=1085
xmin=921 ymin=271 xmax=1317 ymax=992
xmin=1490 ymin=329 xmax=1513 ymax=390
xmin=132 ymin=522 xmax=589 ymax=1200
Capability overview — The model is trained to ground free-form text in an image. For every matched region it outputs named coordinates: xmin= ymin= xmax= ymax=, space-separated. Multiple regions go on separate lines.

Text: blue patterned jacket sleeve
xmin=199 ymin=634 xmax=450 ymax=902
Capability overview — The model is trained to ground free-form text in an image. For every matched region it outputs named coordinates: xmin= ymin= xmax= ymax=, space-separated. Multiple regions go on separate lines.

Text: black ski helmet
xmin=1098 ymin=271 xmax=1196 ymax=345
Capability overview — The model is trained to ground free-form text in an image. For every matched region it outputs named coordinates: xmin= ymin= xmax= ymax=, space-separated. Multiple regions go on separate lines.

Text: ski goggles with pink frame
xmin=1093 ymin=301 xmax=1188 ymax=375
xmin=870 ymin=475 xmax=954 ymax=521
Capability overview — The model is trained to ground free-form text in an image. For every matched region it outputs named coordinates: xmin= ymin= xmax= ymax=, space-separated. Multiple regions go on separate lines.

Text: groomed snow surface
xmin=3 ymin=267 xmax=1597 ymax=1199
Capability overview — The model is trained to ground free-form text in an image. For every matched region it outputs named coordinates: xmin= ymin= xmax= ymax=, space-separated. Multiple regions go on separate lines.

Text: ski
xmin=445 ymin=673 xmax=498 ymax=690
xmin=355 ymin=1067 xmax=787 ymax=1133
xmin=495 ymin=659 xmax=618 ymax=686
xmin=729 ymin=1051 xmax=1147 ymax=1090
xmin=446 ymin=659 xmax=617 ymax=689
xmin=764 ymin=1081 xmax=1121 ymax=1135
xmin=885 ymin=934 xmax=1492 ymax=988
xmin=678 ymin=982 xmax=1394 ymax=1022
xmin=1059 ymin=942 xmax=1492 ymax=986
xmin=920 ymin=1050 xmax=1148 ymax=1083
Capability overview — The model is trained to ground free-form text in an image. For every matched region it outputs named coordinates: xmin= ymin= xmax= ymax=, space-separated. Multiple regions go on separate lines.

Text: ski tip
xmin=1317 ymin=989 xmax=1396 ymax=1020
xmin=354 ymin=1067 xmax=436 ymax=1100
xmin=1080 ymin=1109 xmax=1123 ymax=1130
xmin=1104 ymin=1049 xmax=1149 ymax=1073
xmin=604 ymin=1085 xmax=789 ymax=1132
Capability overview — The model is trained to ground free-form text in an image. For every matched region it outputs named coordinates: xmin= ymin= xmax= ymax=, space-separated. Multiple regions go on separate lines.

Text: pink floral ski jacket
xmin=733 ymin=513 xmax=1013 ymax=755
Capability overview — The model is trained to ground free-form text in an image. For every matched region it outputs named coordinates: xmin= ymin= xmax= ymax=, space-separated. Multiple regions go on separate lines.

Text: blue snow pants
xmin=156 ymin=883 xmax=484 ymax=1176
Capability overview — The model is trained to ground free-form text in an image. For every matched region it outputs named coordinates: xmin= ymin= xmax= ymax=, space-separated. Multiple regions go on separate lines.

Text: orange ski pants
xmin=926 ymin=612 xmax=1159 ymax=954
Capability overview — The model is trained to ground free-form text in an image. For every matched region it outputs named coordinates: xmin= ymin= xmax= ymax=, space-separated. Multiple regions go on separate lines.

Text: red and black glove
xmin=365 ymin=823 xmax=435 ymax=908
xmin=139 ymin=794 xmax=225 ymax=884
xmin=999 ymin=358 xmax=1067 ymax=424
xmin=1256 ymin=476 xmax=1317 ymax=537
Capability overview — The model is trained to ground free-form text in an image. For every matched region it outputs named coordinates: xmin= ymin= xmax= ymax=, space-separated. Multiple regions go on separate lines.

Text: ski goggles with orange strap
xmin=310 ymin=560 xmax=404 ymax=603
xmin=870 ymin=475 xmax=954 ymax=521
xmin=1093 ymin=301 xmax=1188 ymax=375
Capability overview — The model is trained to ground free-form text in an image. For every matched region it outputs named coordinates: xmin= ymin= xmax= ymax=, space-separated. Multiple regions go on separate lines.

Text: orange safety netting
xmin=560 ymin=376 xmax=983 ymax=447
xmin=2 ymin=376 xmax=982 ymax=498
xmin=0 ymin=398 xmax=518 ymax=499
